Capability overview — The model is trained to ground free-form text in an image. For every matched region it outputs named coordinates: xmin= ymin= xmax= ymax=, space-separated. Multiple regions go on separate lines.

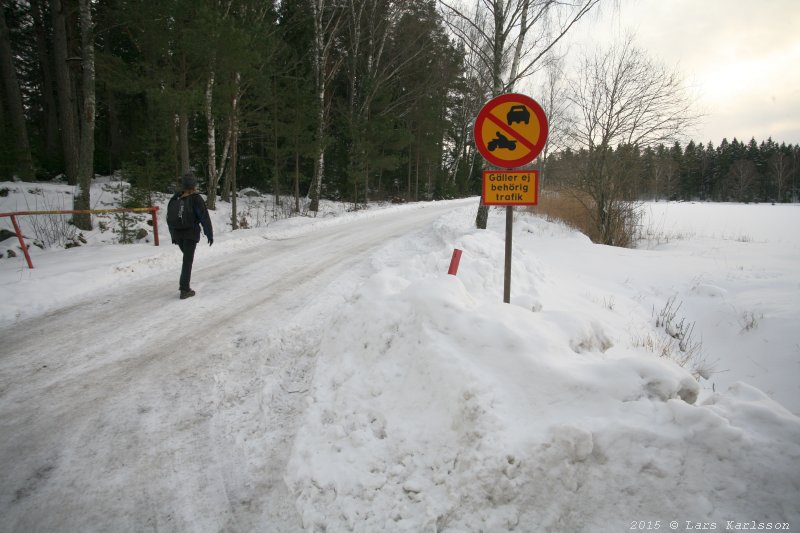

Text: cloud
xmin=563 ymin=0 xmax=800 ymax=144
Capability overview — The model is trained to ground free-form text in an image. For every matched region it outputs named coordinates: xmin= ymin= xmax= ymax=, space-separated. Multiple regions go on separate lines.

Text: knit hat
xmin=181 ymin=172 xmax=198 ymax=190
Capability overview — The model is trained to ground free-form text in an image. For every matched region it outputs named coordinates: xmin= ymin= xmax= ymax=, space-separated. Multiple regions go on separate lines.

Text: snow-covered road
xmin=0 ymin=199 xmax=472 ymax=532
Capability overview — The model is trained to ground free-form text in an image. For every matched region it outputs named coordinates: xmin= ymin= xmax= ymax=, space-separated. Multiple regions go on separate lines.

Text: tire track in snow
xmin=0 ymin=199 xmax=471 ymax=532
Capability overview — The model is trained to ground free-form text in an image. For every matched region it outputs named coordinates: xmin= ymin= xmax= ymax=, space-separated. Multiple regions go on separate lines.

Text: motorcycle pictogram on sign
xmin=473 ymin=93 xmax=548 ymax=169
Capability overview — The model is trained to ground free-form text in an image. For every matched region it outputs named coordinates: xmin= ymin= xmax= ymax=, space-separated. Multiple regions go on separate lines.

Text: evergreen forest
xmin=1 ymin=0 xmax=799 ymax=216
xmin=547 ymin=138 xmax=800 ymax=204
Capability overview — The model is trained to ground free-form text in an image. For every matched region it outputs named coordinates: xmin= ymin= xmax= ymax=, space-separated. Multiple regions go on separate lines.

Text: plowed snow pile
xmin=287 ymin=208 xmax=800 ymax=532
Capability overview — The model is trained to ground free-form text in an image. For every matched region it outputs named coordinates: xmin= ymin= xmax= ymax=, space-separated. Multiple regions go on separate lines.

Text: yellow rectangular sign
xmin=482 ymin=170 xmax=538 ymax=206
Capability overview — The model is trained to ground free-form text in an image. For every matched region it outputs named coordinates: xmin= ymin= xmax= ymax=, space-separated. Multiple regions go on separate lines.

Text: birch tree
xmin=228 ymin=73 xmax=240 ymax=228
xmin=205 ymin=56 xmax=228 ymax=209
xmin=769 ymin=150 xmax=790 ymax=202
xmin=204 ymin=4 xmax=232 ymax=210
xmin=220 ymin=72 xmax=241 ymax=212
xmin=308 ymin=0 xmax=343 ymax=212
xmin=440 ymin=0 xmax=601 ymax=228
xmin=73 ymin=0 xmax=96 ymax=230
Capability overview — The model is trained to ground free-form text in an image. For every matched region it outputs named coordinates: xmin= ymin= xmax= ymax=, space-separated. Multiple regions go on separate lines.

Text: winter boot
xmin=180 ymin=289 xmax=196 ymax=300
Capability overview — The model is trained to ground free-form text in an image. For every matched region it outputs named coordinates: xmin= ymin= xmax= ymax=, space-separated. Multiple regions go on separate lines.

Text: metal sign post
xmin=504 ymin=206 xmax=513 ymax=303
xmin=473 ymin=93 xmax=548 ymax=303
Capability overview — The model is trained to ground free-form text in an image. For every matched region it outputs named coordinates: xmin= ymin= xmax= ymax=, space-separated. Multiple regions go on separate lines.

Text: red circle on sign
xmin=474 ymin=93 xmax=549 ymax=169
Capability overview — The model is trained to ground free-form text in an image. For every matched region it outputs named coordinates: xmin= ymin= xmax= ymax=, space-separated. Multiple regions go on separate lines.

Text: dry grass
xmin=528 ymin=190 xmax=601 ymax=242
xmin=528 ymin=189 xmax=641 ymax=248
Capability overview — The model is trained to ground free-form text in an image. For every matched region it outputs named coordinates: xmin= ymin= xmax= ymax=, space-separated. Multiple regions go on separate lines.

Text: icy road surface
xmin=0 ymin=199 xmax=472 ymax=532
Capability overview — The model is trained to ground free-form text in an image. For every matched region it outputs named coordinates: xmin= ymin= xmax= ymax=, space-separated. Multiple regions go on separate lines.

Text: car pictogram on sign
xmin=506 ymin=105 xmax=530 ymax=125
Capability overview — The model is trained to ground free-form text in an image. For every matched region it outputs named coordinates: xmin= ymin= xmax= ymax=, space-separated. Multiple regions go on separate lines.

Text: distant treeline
xmin=546 ymin=138 xmax=800 ymax=203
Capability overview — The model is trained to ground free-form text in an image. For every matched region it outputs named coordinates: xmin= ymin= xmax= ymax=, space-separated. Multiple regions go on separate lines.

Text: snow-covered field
xmin=1 ymin=179 xmax=798 ymax=532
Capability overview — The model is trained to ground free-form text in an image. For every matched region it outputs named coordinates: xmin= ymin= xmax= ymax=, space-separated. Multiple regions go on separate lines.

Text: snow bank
xmin=287 ymin=206 xmax=800 ymax=532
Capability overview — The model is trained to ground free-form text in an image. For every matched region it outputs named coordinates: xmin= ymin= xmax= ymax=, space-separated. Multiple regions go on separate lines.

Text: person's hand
xmin=208 ymin=237 xmax=213 ymax=246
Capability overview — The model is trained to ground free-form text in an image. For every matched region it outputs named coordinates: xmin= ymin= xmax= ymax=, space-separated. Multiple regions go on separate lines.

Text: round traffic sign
xmin=473 ymin=93 xmax=548 ymax=169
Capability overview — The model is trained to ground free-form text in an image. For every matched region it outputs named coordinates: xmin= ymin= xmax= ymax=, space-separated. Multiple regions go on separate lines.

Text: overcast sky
xmin=562 ymin=0 xmax=800 ymax=146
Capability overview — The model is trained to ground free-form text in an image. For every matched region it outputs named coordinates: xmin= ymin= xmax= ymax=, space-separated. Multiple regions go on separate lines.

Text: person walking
xmin=166 ymin=172 xmax=214 ymax=299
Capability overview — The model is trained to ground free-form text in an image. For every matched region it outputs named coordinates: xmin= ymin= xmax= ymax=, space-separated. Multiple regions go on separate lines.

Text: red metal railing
xmin=0 ymin=207 xmax=160 ymax=269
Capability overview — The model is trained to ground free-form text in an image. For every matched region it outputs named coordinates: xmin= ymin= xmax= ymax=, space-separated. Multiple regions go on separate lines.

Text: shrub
xmin=121 ymin=186 xmax=153 ymax=209
xmin=739 ymin=311 xmax=762 ymax=333
xmin=651 ymin=295 xmax=714 ymax=380
xmin=22 ymin=190 xmax=79 ymax=248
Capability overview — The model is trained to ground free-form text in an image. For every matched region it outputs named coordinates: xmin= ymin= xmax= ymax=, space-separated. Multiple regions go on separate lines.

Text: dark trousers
xmin=177 ymin=239 xmax=197 ymax=291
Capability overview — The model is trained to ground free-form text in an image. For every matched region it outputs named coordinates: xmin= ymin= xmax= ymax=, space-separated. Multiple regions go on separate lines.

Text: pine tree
xmin=0 ymin=4 xmax=34 ymax=179
xmin=747 ymin=137 xmax=766 ymax=200
xmin=697 ymin=142 xmax=712 ymax=201
xmin=682 ymin=141 xmax=699 ymax=200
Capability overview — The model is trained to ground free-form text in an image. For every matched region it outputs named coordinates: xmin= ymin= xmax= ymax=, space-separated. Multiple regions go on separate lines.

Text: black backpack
xmin=166 ymin=195 xmax=196 ymax=230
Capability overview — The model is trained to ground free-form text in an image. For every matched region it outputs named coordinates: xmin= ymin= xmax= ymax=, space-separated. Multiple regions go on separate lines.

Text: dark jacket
xmin=168 ymin=192 xmax=213 ymax=244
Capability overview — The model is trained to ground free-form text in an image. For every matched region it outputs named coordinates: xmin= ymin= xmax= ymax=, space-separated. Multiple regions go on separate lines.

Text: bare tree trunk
xmin=73 ymin=0 xmax=95 ymax=230
xmin=204 ymin=62 xmax=231 ymax=210
xmin=475 ymin=0 xmax=508 ymax=229
xmin=31 ymin=0 xmax=60 ymax=166
xmin=205 ymin=66 xmax=218 ymax=204
xmin=272 ymin=75 xmax=281 ymax=208
xmin=344 ymin=0 xmax=364 ymax=208
xmin=310 ymin=24 xmax=327 ymax=214
xmin=230 ymin=109 xmax=239 ymax=230
xmin=170 ymin=114 xmax=179 ymax=180
xmin=178 ymin=110 xmax=190 ymax=174
xmin=415 ymin=144 xmax=420 ymax=201
xmin=364 ymin=160 xmax=369 ymax=205
xmin=507 ymin=0 xmax=528 ymax=88
xmin=214 ymin=120 xmax=232 ymax=206
xmin=106 ymin=86 xmax=123 ymax=171
xmin=491 ymin=0 xmax=505 ymax=96
xmin=219 ymin=73 xmax=240 ymax=208
xmin=294 ymin=151 xmax=300 ymax=213
xmin=310 ymin=99 xmax=325 ymax=212
xmin=51 ymin=0 xmax=79 ymax=185
xmin=0 ymin=7 xmax=34 ymax=179
xmin=308 ymin=0 xmax=341 ymax=213
xmin=0 ymin=76 xmax=5 ymax=132
xmin=177 ymin=52 xmax=190 ymax=176
xmin=770 ymin=152 xmax=789 ymax=202
xmin=406 ymin=146 xmax=412 ymax=199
